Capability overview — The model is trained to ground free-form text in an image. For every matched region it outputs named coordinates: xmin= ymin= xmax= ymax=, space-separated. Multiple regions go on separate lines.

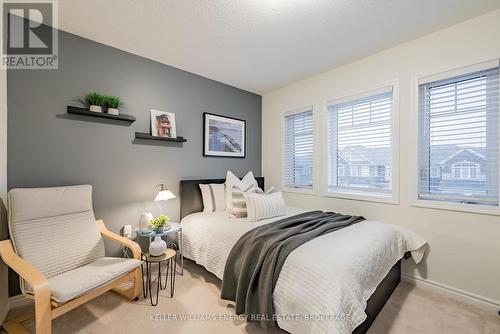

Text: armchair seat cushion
xmin=45 ymin=257 xmax=141 ymax=303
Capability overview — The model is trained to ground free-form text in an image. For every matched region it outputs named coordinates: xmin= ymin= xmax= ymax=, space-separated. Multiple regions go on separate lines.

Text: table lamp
xmin=154 ymin=184 xmax=176 ymax=214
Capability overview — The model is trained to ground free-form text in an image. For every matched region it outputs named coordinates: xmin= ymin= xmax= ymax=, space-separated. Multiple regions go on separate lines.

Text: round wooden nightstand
xmin=141 ymin=248 xmax=177 ymax=306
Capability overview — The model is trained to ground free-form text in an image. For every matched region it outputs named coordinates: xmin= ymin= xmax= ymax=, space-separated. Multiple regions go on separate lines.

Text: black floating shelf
xmin=135 ymin=132 xmax=187 ymax=143
xmin=67 ymin=106 xmax=136 ymax=123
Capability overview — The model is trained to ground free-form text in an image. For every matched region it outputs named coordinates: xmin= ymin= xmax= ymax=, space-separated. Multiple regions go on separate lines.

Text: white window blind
xmin=327 ymin=89 xmax=393 ymax=195
xmin=283 ymin=107 xmax=314 ymax=189
xmin=418 ymin=65 xmax=499 ymax=205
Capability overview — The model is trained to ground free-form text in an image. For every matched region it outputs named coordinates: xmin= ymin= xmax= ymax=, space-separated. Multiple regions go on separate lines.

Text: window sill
xmin=410 ymin=199 xmax=500 ymax=216
xmin=322 ymin=190 xmax=399 ymax=205
xmin=281 ymin=187 xmax=317 ymax=196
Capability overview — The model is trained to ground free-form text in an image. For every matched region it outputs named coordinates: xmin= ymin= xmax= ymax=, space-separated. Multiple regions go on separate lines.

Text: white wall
xmin=263 ymin=9 xmax=500 ymax=307
xmin=0 ymin=67 xmax=9 ymax=322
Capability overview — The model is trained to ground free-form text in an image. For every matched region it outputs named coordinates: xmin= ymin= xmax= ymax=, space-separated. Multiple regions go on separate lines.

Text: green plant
xmin=103 ymin=95 xmax=123 ymax=109
xmin=84 ymin=92 xmax=105 ymax=106
xmin=149 ymin=215 xmax=170 ymax=230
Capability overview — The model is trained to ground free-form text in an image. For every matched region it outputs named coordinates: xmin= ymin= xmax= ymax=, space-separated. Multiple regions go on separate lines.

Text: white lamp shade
xmin=154 ymin=189 xmax=176 ymax=202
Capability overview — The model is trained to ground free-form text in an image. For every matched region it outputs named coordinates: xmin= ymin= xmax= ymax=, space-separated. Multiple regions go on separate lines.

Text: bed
xmin=179 ymin=178 xmax=426 ymax=334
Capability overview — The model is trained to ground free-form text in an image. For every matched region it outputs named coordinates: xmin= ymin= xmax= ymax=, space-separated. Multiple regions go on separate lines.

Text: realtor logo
xmin=1 ymin=0 xmax=58 ymax=69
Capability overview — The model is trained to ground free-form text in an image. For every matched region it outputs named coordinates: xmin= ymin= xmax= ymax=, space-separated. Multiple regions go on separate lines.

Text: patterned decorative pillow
xmin=225 ymin=171 xmax=261 ymax=212
xmin=245 ymin=191 xmax=287 ymax=222
xmin=199 ymin=183 xmax=226 ymax=212
xmin=231 ymin=184 xmax=258 ymax=218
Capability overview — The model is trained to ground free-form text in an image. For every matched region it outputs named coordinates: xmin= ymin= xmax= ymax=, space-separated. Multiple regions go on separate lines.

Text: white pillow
xmin=231 ymin=184 xmax=258 ymax=218
xmin=199 ymin=183 xmax=226 ymax=212
xmin=245 ymin=191 xmax=286 ymax=222
xmin=265 ymin=186 xmax=275 ymax=194
xmin=225 ymin=171 xmax=261 ymax=211
xmin=241 ymin=171 xmax=259 ymax=187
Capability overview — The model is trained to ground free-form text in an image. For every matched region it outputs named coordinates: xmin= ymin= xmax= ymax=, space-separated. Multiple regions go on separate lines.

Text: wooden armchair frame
xmin=0 ymin=220 xmax=142 ymax=334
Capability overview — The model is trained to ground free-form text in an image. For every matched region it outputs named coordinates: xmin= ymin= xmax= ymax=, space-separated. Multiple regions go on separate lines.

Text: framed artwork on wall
xmin=203 ymin=112 xmax=246 ymax=158
xmin=151 ymin=109 xmax=177 ymax=138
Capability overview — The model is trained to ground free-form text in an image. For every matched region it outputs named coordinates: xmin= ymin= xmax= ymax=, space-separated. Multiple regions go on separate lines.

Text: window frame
xmin=410 ymin=59 xmax=500 ymax=216
xmin=322 ymin=82 xmax=400 ymax=204
xmin=281 ymin=105 xmax=316 ymax=195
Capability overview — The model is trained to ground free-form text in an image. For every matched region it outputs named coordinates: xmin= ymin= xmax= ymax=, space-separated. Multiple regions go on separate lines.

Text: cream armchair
xmin=0 ymin=185 xmax=142 ymax=334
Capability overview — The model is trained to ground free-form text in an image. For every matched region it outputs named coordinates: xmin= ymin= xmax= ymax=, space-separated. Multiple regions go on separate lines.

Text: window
xmin=360 ymin=166 xmax=370 ymax=177
xmin=384 ymin=166 xmax=391 ymax=180
xmin=283 ymin=107 xmax=314 ymax=189
xmin=451 ymin=161 xmax=480 ymax=180
xmin=338 ymin=165 xmax=345 ymax=176
xmin=327 ymin=88 xmax=394 ymax=196
xmin=418 ymin=62 xmax=499 ymax=205
xmin=430 ymin=166 xmax=441 ymax=178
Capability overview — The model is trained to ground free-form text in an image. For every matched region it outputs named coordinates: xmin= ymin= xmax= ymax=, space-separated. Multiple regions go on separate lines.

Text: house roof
xmin=339 ymin=145 xmax=391 ymax=166
xmin=439 ymin=148 xmax=486 ymax=165
xmin=339 ymin=144 xmax=487 ymax=166
xmin=428 ymin=144 xmax=486 ymax=165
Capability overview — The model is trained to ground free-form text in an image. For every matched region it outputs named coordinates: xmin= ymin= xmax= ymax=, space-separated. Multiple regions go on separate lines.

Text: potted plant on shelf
xmin=103 ymin=95 xmax=123 ymax=115
xmin=85 ymin=92 xmax=105 ymax=113
xmin=149 ymin=214 xmax=170 ymax=234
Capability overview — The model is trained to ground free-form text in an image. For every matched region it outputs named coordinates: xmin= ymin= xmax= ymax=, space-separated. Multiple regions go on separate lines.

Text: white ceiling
xmin=57 ymin=0 xmax=500 ymax=94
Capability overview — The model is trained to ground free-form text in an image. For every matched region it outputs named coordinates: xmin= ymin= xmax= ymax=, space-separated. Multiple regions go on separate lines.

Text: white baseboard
xmin=0 ymin=299 xmax=10 ymax=327
xmin=402 ymin=274 xmax=500 ymax=315
xmin=8 ymin=295 xmax=32 ymax=309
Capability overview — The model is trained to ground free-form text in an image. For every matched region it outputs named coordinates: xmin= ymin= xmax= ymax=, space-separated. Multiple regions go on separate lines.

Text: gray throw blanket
xmin=220 ymin=210 xmax=365 ymax=327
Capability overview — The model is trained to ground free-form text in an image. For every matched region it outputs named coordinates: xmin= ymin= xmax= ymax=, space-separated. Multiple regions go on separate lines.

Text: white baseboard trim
xmin=0 ymin=299 xmax=10 ymax=327
xmin=8 ymin=295 xmax=32 ymax=309
xmin=402 ymin=274 xmax=500 ymax=314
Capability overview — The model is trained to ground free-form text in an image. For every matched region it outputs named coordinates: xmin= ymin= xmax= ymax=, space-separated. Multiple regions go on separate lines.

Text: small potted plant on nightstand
xmin=103 ymin=95 xmax=123 ymax=115
xmin=85 ymin=92 xmax=105 ymax=113
xmin=148 ymin=215 xmax=171 ymax=256
xmin=149 ymin=214 xmax=170 ymax=233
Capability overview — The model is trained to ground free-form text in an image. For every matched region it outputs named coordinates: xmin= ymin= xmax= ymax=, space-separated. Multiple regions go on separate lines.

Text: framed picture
xmin=203 ymin=112 xmax=246 ymax=158
xmin=151 ymin=109 xmax=177 ymax=138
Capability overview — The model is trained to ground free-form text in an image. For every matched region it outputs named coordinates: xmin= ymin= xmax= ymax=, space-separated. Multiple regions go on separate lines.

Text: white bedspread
xmin=181 ymin=207 xmax=426 ymax=334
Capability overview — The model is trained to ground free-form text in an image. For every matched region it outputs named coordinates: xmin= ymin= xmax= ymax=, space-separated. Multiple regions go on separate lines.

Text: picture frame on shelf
xmin=151 ymin=109 xmax=177 ymax=138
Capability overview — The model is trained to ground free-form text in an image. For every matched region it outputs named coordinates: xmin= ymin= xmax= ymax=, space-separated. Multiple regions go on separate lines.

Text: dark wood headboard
xmin=179 ymin=177 xmax=264 ymax=219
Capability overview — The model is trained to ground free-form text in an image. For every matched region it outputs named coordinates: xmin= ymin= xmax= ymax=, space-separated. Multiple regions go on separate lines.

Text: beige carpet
xmin=5 ymin=259 xmax=500 ymax=334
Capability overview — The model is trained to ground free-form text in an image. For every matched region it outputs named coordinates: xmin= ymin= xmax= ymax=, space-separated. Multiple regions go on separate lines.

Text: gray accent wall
xmin=7 ymin=29 xmax=261 ymax=294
